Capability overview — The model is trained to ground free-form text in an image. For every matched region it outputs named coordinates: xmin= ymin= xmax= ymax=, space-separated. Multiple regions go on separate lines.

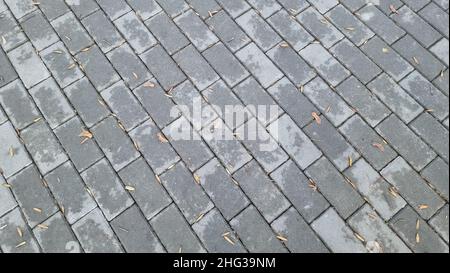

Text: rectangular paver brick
xmin=0 ymin=175 xmax=16 ymax=217
xmin=72 ymin=208 xmax=123 ymax=253
xmin=430 ymin=205 xmax=449 ymax=243
xmin=110 ymin=205 xmax=165 ymax=253
xmin=381 ymin=157 xmax=445 ymax=219
xmin=230 ymin=206 xmax=288 ymax=253
xmin=215 ymin=0 xmax=250 ymax=18
xmin=51 ymin=12 xmax=93 ymax=54
xmin=128 ymin=0 xmax=161 ymax=20
xmin=195 ymin=158 xmax=250 ymax=221
xmin=0 ymin=47 xmax=17 ymax=88
xmin=4 ymin=0 xmax=36 ymax=19
xmin=421 ymin=157 xmax=449 ymax=201
xmin=430 ymin=38 xmax=449 ymax=67
xmin=91 ymin=116 xmax=140 ymax=171
xmin=66 ymin=0 xmax=99 ymax=19
xmin=0 ymin=11 xmax=27 ymax=52
xmin=97 ymin=0 xmax=131 ymax=20
xmin=44 ymin=161 xmax=97 ymax=224
xmin=21 ymin=120 xmax=68 ymax=175
xmin=20 ymin=11 xmax=59 ymax=52
xmin=118 ymin=157 xmax=172 ymax=219
xmin=0 ymin=121 xmax=31 ymax=178
xmin=114 ymin=11 xmax=156 ymax=54
xmin=0 ymin=208 xmax=40 ymax=253
xmin=174 ymin=9 xmax=218 ymax=51
xmin=420 ymin=3 xmax=449 ymax=38
xmin=270 ymin=160 xmax=330 ymax=223
xmin=38 ymin=0 xmax=69 ymax=21
xmin=247 ymin=0 xmax=281 ymax=18
xmin=8 ymin=165 xmax=58 ymax=227
xmin=155 ymin=0 xmax=189 ymax=18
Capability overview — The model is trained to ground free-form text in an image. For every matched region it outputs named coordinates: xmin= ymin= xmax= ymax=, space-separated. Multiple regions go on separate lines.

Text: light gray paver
xmin=114 ymin=11 xmax=156 ymax=54
xmin=0 ymin=121 xmax=32 ymax=178
xmin=0 ymin=208 xmax=40 ymax=253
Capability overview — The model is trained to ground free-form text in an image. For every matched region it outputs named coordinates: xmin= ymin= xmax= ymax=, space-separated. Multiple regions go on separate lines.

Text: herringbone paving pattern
xmin=0 ymin=0 xmax=448 ymax=253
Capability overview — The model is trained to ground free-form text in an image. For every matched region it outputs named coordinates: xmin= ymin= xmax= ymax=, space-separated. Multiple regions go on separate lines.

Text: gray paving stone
xmin=303 ymin=77 xmax=354 ymax=126
xmin=195 ymin=158 xmax=250 ymax=221
xmin=20 ymin=11 xmax=59 ymax=52
xmin=29 ymin=78 xmax=75 ymax=129
xmin=63 ymin=78 xmax=111 ymax=128
xmin=348 ymin=204 xmax=411 ymax=253
xmin=118 ymin=157 xmax=172 ymax=219
xmin=66 ymin=0 xmax=99 ymax=19
xmin=339 ymin=115 xmax=398 ymax=171
xmin=0 ymin=10 xmax=27 ymax=52
xmin=326 ymin=5 xmax=374 ymax=47
xmin=390 ymin=206 xmax=448 ymax=253
xmin=393 ymin=35 xmax=446 ymax=81
xmin=336 ymin=77 xmax=390 ymax=127
xmin=44 ymin=161 xmax=97 ymax=224
xmin=82 ymin=10 xmax=125 ymax=54
xmin=203 ymin=43 xmax=250 ymax=88
xmin=233 ymin=160 xmax=290 ymax=223
xmin=0 ymin=80 xmax=40 ymax=130
xmin=114 ymin=11 xmax=156 ymax=54
xmin=235 ymin=118 xmax=288 ymax=173
xmin=421 ymin=157 xmax=449 ymax=201
xmin=300 ymin=44 xmax=350 ymax=86
xmin=160 ymin=161 xmax=214 ymax=224
xmin=163 ymin=116 xmax=214 ymax=172
xmin=192 ymin=208 xmax=247 ymax=253
xmin=331 ymin=39 xmax=381 ymax=84
xmin=106 ymin=43 xmax=152 ymax=90
xmin=230 ymin=205 xmax=288 ymax=253
xmin=186 ymin=0 xmax=221 ymax=19
xmin=0 ymin=121 xmax=31 ymax=178
xmin=306 ymin=157 xmax=364 ymax=219
xmin=342 ymin=0 xmax=403 ymax=14
xmin=174 ymin=45 xmax=219 ymax=91
xmin=201 ymin=119 xmax=252 ymax=173
xmin=111 ymin=205 xmax=165 ymax=253
xmin=267 ymin=77 xmax=317 ymax=128
xmin=311 ymin=208 xmax=367 ymax=253
xmin=133 ymin=81 xmax=180 ymax=128
xmin=233 ymin=77 xmax=283 ymax=125
xmin=267 ymin=9 xmax=314 ymax=51
xmin=296 ymin=7 xmax=344 ymax=49
xmin=0 ymin=208 xmax=40 ymax=253
xmin=304 ymin=117 xmax=360 ymax=171
xmin=7 ymin=42 xmax=50 ymax=89
xmin=309 ymin=0 xmax=339 ymax=13
xmin=267 ymin=44 xmax=316 ymax=86
xmin=268 ymin=114 xmax=322 ymax=170
xmin=4 ymin=0 xmax=36 ymax=19
xmin=145 ymin=11 xmax=189 ymax=55
xmin=101 ymin=81 xmax=149 ymax=131
xmin=393 ymin=6 xmax=441 ymax=48
xmin=400 ymin=71 xmax=449 ymax=121
xmin=81 ymin=159 xmax=134 ymax=221
xmin=430 ymin=205 xmax=449 ymax=243
xmin=402 ymin=0 xmax=430 ymax=11
xmin=376 ymin=115 xmax=436 ymax=171
xmin=128 ymin=0 xmax=161 ymax=20
xmin=33 ymin=212 xmax=81 ymax=253
xmin=381 ymin=157 xmax=445 ymax=219
xmin=76 ymin=46 xmax=121 ymax=91
xmin=433 ymin=0 xmax=449 ymax=9
xmin=155 ymin=0 xmax=189 ymax=18
xmin=0 ymin=175 xmax=16 ymax=217
xmin=236 ymin=9 xmax=281 ymax=51
xmin=236 ymin=43 xmax=283 ymax=88
xmin=271 ymin=207 xmax=329 ymax=253
xmin=345 ymin=159 xmax=407 ymax=221
xmin=277 ymin=0 xmax=309 ymax=14
xmin=205 ymin=10 xmax=251 ymax=53
xmin=368 ymin=73 xmax=423 ymax=124
xmin=0 ymin=47 xmax=17 ymax=88
xmin=8 ymin=165 xmax=58 ymax=227
xmin=433 ymin=69 xmax=449 ymax=96
xmin=51 ymin=12 xmax=93 ymax=54
xmin=38 ymin=0 xmax=69 ymax=21
xmin=174 ymin=9 xmax=218 ymax=51
xmin=150 ymin=204 xmax=206 ymax=253
xmin=72 ymin=208 xmax=123 ymax=253
xmin=21 ymin=120 xmax=68 ymax=175
xmin=91 ymin=116 xmax=140 ymax=171
xmin=361 ymin=37 xmax=414 ymax=82
xmin=215 ymin=0 xmax=250 ymax=18
xmin=40 ymin=42 xmax=84 ymax=88
xmin=420 ymin=2 xmax=449 ymax=38
xmin=247 ymin=0 xmax=281 ymax=18
xmin=430 ymin=38 xmax=449 ymax=67
xmin=129 ymin=119 xmax=180 ymax=175
xmin=97 ymin=0 xmax=131 ymax=20
xmin=140 ymin=45 xmax=186 ymax=90
xmin=410 ymin=113 xmax=449 ymax=163
xmin=0 ymin=106 xmax=6 ymax=124
xmin=270 ymin=160 xmax=329 ymax=223
xmin=357 ymin=5 xmax=405 ymax=45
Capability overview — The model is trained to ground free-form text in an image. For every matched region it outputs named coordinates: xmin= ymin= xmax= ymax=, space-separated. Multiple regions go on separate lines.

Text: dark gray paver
xmin=114 ymin=11 xmax=156 ymax=54
xmin=51 ymin=12 xmax=93 ymax=54
xmin=421 ymin=157 xmax=449 ymax=201
xmin=20 ymin=11 xmax=58 ymax=52
xmin=430 ymin=205 xmax=449 ymax=243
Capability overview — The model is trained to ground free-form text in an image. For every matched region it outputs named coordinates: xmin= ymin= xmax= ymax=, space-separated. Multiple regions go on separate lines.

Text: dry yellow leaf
xmin=157 ymin=133 xmax=168 ymax=143
xmin=312 ymin=112 xmax=321 ymax=125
